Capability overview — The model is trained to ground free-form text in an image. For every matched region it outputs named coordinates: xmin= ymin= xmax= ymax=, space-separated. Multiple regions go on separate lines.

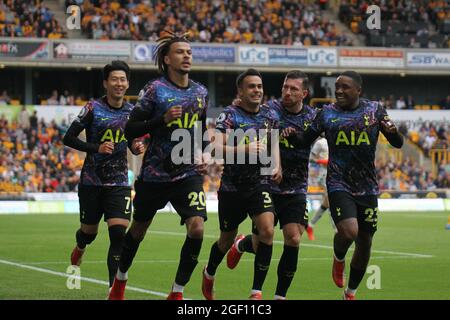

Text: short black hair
xmin=236 ymin=68 xmax=262 ymax=88
xmin=285 ymin=70 xmax=309 ymax=90
xmin=340 ymin=70 xmax=362 ymax=88
xmin=103 ymin=60 xmax=130 ymax=81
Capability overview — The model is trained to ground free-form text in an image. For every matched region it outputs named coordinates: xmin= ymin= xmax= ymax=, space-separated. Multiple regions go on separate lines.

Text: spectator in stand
xmin=0 ymin=90 xmax=11 ymax=105
xmin=30 ymin=110 xmax=38 ymax=130
xmin=440 ymin=95 xmax=450 ymax=110
xmin=59 ymin=90 xmax=74 ymax=106
xmin=396 ymin=96 xmax=406 ymax=110
xmin=18 ymin=105 xmax=30 ymax=129
xmin=406 ymin=95 xmax=415 ymax=109
xmin=378 ymin=96 xmax=386 ymax=108
xmin=47 ymin=90 xmax=59 ymax=105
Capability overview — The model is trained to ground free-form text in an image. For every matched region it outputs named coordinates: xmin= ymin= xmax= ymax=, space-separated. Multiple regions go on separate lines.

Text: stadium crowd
xmin=377 ymin=158 xmax=449 ymax=191
xmin=398 ymin=120 xmax=449 ymax=155
xmin=339 ymin=0 xmax=450 ymax=48
xmin=72 ymin=0 xmax=353 ymax=46
xmin=39 ymin=89 xmax=89 ymax=106
xmin=0 ymin=110 xmax=81 ymax=193
xmin=3 ymin=0 xmax=448 ymax=48
xmin=0 ymin=0 xmax=66 ymax=38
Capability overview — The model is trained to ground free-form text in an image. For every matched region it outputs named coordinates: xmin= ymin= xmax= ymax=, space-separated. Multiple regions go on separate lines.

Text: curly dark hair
xmin=153 ymin=30 xmax=190 ymax=74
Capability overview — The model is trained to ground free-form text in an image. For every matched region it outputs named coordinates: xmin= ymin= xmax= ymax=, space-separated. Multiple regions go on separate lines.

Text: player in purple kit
xmin=64 ymin=61 xmax=145 ymax=289
xmin=108 ymin=32 xmax=210 ymax=300
xmin=283 ymin=71 xmax=403 ymax=300
xmin=201 ymin=69 xmax=281 ymax=300
xmin=226 ymin=71 xmax=316 ymax=300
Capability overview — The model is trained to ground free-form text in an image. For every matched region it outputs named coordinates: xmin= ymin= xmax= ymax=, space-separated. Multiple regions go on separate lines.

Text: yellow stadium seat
xmin=422 ymin=105 xmax=431 ymax=110
xmin=414 ymin=105 xmax=422 ymax=110
xmin=432 ymin=105 xmax=441 ymax=110
xmin=10 ymin=99 xmax=20 ymax=105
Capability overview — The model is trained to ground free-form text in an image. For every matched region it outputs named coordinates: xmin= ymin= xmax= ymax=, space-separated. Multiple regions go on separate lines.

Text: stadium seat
xmin=368 ymin=34 xmax=383 ymax=46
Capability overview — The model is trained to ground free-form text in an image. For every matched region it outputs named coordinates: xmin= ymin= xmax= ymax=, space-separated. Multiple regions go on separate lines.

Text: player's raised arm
xmin=379 ymin=113 xmax=403 ymax=149
xmin=63 ymin=103 xmax=100 ymax=153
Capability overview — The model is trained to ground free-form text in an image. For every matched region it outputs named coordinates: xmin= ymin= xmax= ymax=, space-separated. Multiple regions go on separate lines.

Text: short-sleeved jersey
xmin=216 ymin=104 xmax=279 ymax=192
xmin=77 ymin=97 xmax=134 ymax=186
xmin=268 ymin=99 xmax=317 ymax=194
xmin=136 ymin=76 xmax=208 ymax=183
xmin=307 ymin=99 xmax=389 ymax=196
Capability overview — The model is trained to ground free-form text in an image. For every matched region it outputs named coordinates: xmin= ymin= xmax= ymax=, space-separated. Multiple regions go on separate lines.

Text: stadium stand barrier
xmin=0 ymin=38 xmax=449 ymax=75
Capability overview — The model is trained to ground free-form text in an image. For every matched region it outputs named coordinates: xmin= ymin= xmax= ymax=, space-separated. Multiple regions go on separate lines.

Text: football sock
xmin=252 ymin=241 xmax=273 ymax=291
xmin=171 ymin=282 xmax=184 ymax=293
xmin=275 ymin=245 xmax=299 ymax=297
xmin=75 ymin=229 xmax=96 ymax=249
xmin=206 ymin=241 xmax=226 ymax=276
xmin=118 ymin=232 xmax=141 ymax=273
xmin=107 ymin=225 xmax=126 ymax=287
xmin=348 ymin=265 xmax=366 ymax=290
xmin=175 ymin=236 xmax=203 ymax=286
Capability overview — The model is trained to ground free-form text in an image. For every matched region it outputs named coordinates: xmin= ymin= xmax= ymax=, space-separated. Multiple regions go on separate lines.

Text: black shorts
xmin=133 ymin=176 xmax=207 ymax=225
xmin=78 ymin=185 xmax=132 ymax=225
xmin=328 ymin=191 xmax=379 ymax=234
xmin=272 ymin=193 xmax=309 ymax=228
xmin=218 ymin=187 xmax=275 ymax=232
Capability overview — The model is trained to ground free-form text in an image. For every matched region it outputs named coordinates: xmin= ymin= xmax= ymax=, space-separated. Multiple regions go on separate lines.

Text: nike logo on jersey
xmin=331 ymin=118 xmax=340 ymax=123
xmin=239 ymin=123 xmax=251 ymax=128
xmin=168 ymin=98 xmax=176 ymax=102
xmin=100 ymin=117 xmax=110 ymax=121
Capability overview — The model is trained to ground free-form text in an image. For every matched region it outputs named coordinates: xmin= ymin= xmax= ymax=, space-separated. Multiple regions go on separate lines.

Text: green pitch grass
xmin=0 ymin=211 xmax=449 ymax=300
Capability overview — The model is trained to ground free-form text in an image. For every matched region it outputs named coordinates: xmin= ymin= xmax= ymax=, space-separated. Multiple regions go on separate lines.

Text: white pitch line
xmin=22 ymin=255 xmax=425 ymax=266
xmin=148 ymin=230 xmax=433 ymax=258
xmin=25 ymin=259 xmax=182 ymax=265
xmin=0 ymin=258 xmax=172 ymax=299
